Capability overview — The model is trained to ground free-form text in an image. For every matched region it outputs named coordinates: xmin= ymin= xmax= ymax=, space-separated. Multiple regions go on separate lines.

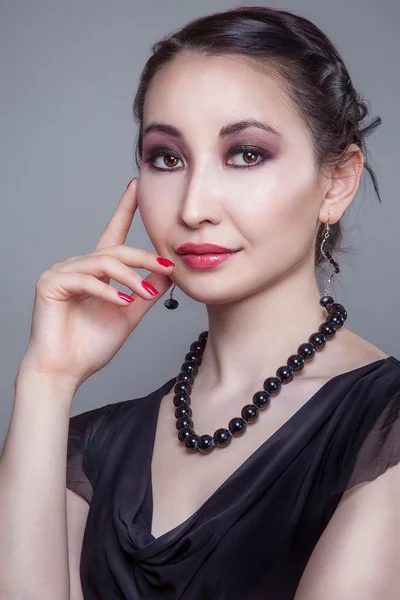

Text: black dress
xmin=66 ymin=355 xmax=400 ymax=600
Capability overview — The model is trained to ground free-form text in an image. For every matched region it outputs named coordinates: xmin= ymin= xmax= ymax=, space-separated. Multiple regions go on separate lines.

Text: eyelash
xmin=141 ymin=145 xmax=272 ymax=171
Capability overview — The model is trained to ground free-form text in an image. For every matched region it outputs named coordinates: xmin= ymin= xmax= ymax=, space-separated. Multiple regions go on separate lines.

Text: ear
xmin=319 ymin=144 xmax=364 ymax=225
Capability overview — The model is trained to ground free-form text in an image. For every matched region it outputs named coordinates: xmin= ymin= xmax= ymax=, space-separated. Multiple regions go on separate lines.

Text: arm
xmin=294 ymin=462 xmax=400 ymax=600
xmin=0 ymin=369 xmax=78 ymax=600
xmin=66 ymin=489 xmax=89 ymax=600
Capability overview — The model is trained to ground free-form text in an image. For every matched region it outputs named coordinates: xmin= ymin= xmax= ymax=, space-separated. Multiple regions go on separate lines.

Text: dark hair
xmin=132 ymin=6 xmax=382 ymax=267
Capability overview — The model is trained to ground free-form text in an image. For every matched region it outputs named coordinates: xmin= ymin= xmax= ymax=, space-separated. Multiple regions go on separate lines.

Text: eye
xmin=226 ymin=145 xmax=271 ymax=168
xmin=142 ymin=148 xmax=183 ymax=171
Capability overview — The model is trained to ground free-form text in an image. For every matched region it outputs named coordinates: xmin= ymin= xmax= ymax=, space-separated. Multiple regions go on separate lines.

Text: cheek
xmin=137 ymin=179 xmax=174 ymax=240
xmin=137 ymin=175 xmax=174 ymax=223
xmin=231 ymin=169 xmax=318 ymax=257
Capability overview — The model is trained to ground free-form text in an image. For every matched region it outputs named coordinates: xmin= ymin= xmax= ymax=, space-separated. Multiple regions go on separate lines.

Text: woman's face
xmin=138 ymin=53 xmax=328 ymax=304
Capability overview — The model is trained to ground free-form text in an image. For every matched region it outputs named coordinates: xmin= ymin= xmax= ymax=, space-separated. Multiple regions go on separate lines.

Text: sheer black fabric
xmin=66 ymin=355 xmax=400 ymax=599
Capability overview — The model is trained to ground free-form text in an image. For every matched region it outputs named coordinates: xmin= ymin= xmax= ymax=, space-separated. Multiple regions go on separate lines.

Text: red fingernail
xmin=157 ymin=257 xmax=175 ymax=267
xmin=142 ymin=281 xmax=159 ymax=296
xmin=125 ymin=178 xmax=136 ymax=190
xmin=118 ymin=292 xmax=134 ymax=303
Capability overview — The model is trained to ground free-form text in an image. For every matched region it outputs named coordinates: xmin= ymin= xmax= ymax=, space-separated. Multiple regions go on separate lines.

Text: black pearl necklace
xmin=173 ymin=294 xmax=347 ymax=454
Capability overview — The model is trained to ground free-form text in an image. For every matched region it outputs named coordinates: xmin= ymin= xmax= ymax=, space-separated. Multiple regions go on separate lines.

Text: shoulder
xmin=68 ymin=376 xmax=177 ymax=449
xmin=295 ymin=335 xmax=400 ymax=599
xmin=327 ymin=351 xmax=400 ymax=490
xmin=313 ymin=326 xmax=390 ymax=379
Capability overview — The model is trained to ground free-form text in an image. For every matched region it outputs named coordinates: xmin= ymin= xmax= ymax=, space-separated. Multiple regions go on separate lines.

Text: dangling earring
xmin=164 ymin=283 xmax=179 ymax=310
xmin=320 ymin=212 xmax=340 ymax=297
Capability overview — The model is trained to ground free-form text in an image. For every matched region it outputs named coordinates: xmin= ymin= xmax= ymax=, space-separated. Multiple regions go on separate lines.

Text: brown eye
xmin=243 ymin=151 xmax=258 ymax=164
xmin=226 ymin=145 xmax=271 ymax=168
xmin=163 ymin=155 xmax=179 ymax=168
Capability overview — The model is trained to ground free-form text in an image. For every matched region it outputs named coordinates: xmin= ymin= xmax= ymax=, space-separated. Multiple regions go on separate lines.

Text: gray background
xmin=1 ymin=0 xmax=399 ymax=448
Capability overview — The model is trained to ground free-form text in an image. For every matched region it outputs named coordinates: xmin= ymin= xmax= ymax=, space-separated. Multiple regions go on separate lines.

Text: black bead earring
xmin=320 ymin=212 xmax=340 ymax=297
xmin=164 ymin=284 xmax=179 ymax=310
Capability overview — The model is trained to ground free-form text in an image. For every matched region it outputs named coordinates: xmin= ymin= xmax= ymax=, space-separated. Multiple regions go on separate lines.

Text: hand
xmin=17 ymin=179 xmax=175 ymax=389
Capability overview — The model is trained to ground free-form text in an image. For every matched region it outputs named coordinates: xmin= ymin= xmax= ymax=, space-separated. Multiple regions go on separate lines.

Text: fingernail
xmin=157 ymin=257 xmax=175 ymax=267
xmin=125 ymin=178 xmax=136 ymax=190
xmin=142 ymin=281 xmax=159 ymax=296
xmin=117 ymin=291 xmax=134 ymax=303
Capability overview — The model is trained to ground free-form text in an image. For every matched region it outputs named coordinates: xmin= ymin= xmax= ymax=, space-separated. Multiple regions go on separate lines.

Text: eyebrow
xmin=142 ymin=118 xmax=282 ymax=139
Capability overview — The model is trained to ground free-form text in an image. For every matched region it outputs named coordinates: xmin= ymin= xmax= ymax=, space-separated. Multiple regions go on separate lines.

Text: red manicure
xmin=142 ymin=281 xmax=159 ymax=296
xmin=157 ymin=257 xmax=175 ymax=267
xmin=117 ymin=292 xmax=134 ymax=303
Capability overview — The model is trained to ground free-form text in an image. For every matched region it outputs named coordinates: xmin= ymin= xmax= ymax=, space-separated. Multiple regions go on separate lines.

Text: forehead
xmin=143 ymin=53 xmax=306 ymax=137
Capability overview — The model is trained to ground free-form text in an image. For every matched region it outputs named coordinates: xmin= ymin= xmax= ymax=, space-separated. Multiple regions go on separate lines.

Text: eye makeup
xmin=141 ymin=144 xmax=274 ymax=171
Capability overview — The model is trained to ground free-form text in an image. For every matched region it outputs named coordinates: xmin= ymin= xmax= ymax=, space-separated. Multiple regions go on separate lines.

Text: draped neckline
xmin=134 ymin=356 xmax=397 ymax=556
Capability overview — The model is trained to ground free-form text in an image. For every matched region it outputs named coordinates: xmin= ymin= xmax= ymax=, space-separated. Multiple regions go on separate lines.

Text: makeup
xmin=180 ymin=252 xmax=237 ymax=269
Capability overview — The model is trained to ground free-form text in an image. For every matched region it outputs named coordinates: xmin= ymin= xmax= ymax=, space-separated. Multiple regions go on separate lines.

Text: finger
xmin=55 ymin=247 xmax=176 ymax=295
xmin=38 ymin=271 xmax=137 ymax=306
xmin=123 ymin=272 xmax=175 ymax=327
xmin=56 ymin=253 xmax=172 ymax=301
xmin=95 ymin=178 xmax=138 ymax=252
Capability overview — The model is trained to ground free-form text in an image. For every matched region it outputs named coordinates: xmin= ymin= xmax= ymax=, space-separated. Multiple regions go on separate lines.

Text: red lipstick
xmin=175 ymin=243 xmax=239 ymax=270
xmin=176 ymin=243 xmax=238 ymax=254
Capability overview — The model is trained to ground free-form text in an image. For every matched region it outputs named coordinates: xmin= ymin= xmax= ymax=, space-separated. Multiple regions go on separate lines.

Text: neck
xmin=197 ymin=263 xmax=333 ymax=394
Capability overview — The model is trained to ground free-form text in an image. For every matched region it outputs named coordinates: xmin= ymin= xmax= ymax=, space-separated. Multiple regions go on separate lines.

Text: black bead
xmin=173 ymin=393 xmax=191 ymax=407
xmin=241 ymin=404 xmax=259 ymax=423
xmin=320 ymin=295 xmax=335 ymax=308
xmin=181 ymin=362 xmax=199 ymax=376
xmin=174 ymin=405 xmax=192 ymax=419
xmin=174 ymin=381 xmax=192 ymax=395
xmin=214 ymin=428 xmax=232 ymax=447
xmin=263 ymin=376 xmax=281 ymax=394
xmin=253 ymin=390 xmax=271 ymax=409
xmin=327 ymin=311 xmax=345 ymax=329
xmin=228 ymin=417 xmax=247 ymax=436
xmin=318 ymin=321 xmax=336 ymax=338
xmin=298 ymin=342 xmax=316 ymax=360
xmin=276 ymin=365 xmax=294 ymax=383
xmin=198 ymin=331 xmax=208 ymax=342
xmin=184 ymin=433 xmax=200 ymax=452
xmin=164 ymin=298 xmax=179 ymax=310
xmin=308 ymin=332 xmax=326 ymax=348
xmin=287 ymin=354 xmax=305 ymax=372
xmin=185 ymin=351 xmax=202 ymax=365
xmin=176 ymin=416 xmax=194 ymax=431
xmin=178 ymin=427 xmax=193 ymax=442
xmin=197 ymin=434 xmax=216 ymax=454
xmin=176 ymin=372 xmax=194 ymax=385
xmin=190 ymin=340 xmax=206 ymax=353
xmin=328 ymin=303 xmax=347 ymax=321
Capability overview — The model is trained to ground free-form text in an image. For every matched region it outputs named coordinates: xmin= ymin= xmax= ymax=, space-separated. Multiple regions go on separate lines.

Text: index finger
xmin=95 ymin=178 xmax=138 ymax=251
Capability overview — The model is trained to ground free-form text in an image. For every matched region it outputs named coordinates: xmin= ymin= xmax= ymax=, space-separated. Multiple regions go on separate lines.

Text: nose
xmin=179 ymin=168 xmax=222 ymax=229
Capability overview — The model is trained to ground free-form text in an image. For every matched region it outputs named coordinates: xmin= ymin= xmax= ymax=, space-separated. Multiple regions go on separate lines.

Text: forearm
xmin=0 ymin=369 xmax=78 ymax=599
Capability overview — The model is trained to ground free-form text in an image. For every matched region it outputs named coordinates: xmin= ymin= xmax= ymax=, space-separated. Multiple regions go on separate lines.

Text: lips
xmin=180 ymin=252 xmax=236 ymax=269
xmin=176 ymin=242 xmax=238 ymax=254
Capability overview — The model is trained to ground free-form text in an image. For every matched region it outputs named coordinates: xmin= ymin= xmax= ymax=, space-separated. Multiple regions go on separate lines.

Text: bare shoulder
xmin=313 ymin=326 xmax=389 ymax=380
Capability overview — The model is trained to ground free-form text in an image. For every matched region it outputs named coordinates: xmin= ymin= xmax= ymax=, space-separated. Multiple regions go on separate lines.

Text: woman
xmin=2 ymin=6 xmax=399 ymax=600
